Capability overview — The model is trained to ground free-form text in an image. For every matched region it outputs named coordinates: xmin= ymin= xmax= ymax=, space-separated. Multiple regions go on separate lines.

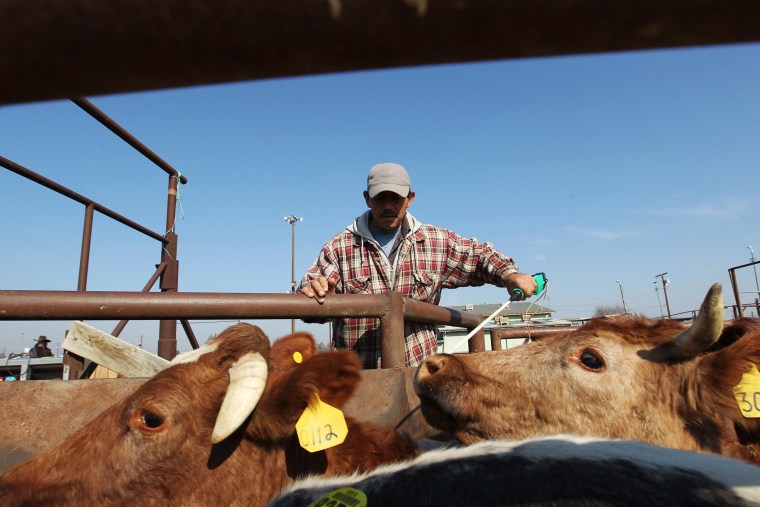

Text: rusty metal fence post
xmin=380 ymin=292 xmax=405 ymax=369
xmin=158 ymin=174 xmax=180 ymax=359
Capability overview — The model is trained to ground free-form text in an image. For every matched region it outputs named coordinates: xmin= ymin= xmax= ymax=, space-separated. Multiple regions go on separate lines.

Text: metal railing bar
xmin=0 ymin=291 xmax=391 ymax=320
xmin=110 ymin=263 xmax=169 ymax=337
xmin=403 ymin=298 xmax=482 ymax=329
xmin=179 ymin=319 xmax=200 ymax=350
xmin=71 ymin=97 xmax=188 ymax=184
xmin=0 ymin=155 xmax=168 ymax=244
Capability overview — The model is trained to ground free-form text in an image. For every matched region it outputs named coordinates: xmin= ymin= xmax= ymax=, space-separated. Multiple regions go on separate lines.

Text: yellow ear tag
xmin=295 ymin=393 xmax=348 ymax=453
xmin=293 ymin=351 xmax=303 ymax=364
xmin=308 ymin=487 xmax=367 ymax=507
xmin=734 ymin=363 xmax=760 ymax=418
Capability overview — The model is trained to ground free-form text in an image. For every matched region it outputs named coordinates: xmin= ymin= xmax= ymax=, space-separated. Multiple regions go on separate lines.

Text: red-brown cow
xmin=414 ymin=283 xmax=760 ymax=464
xmin=0 ymin=323 xmax=417 ymax=507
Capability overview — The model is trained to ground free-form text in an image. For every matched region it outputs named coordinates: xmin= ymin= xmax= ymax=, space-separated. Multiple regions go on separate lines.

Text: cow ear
xmin=243 ymin=350 xmax=362 ymax=441
xmin=269 ymin=333 xmax=318 ymax=375
xmin=290 ymin=350 xmax=363 ymax=409
xmin=697 ymin=333 xmax=760 ymax=463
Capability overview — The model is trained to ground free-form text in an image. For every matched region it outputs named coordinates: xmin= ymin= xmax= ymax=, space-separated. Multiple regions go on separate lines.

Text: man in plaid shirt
xmin=299 ymin=162 xmax=537 ymax=369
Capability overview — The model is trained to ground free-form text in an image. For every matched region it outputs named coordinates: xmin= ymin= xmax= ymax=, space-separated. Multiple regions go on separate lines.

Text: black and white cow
xmin=267 ymin=435 xmax=760 ymax=506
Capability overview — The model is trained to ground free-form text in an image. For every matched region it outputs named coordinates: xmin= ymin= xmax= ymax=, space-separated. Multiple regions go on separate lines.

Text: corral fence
xmin=3 ymin=1 xmax=760 ymax=377
xmin=1 ymin=100 xmax=487 ymax=375
xmin=728 ymin=261 xmax=760 ymax=319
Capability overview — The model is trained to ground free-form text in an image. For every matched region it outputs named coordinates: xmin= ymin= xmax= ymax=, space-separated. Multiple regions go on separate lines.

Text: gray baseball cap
xmin=366 ymin=163 xmax=411 ymax=198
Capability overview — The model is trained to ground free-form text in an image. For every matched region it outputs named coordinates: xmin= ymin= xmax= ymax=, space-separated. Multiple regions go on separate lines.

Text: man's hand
xmin=504 ymin=273 xmax=538 ymax=300
xmin=300 ymin=276 xmax=337 ymax=304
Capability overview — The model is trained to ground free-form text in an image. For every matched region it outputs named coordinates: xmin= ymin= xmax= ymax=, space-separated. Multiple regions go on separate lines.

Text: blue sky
xmin=2 ymin=42 xmax=759 ymax=355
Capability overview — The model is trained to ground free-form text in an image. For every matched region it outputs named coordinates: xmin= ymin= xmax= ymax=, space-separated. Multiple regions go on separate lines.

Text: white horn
xmin=671 ymin=283 xmax=724 ymax=358
xmin=170 ymin=341 xmax=220 ymax=365
xmin=211 ymin=352 xmax=268 ymax=444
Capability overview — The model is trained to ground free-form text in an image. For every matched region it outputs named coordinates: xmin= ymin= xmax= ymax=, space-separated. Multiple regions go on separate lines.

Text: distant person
xmin=299 ymin=162 xmax=537 ymax=369
xmin=29 ymin=336 xmax=54 ymax=358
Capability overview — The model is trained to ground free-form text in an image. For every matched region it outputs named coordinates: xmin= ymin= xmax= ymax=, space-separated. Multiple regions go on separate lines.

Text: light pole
xmin=284 ymin=215 xmax=303 ymax=332
xmin=656 ymin=272 xmax=671 ymax=319
xmin=654 ymin=281 xmax=664 ymax=318
xmin=616 ymin=280 xmax=627 ymax=315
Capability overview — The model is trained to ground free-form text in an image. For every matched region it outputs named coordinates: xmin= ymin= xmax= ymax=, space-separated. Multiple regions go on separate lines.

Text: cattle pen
xmin=2 ymin=0 xmax=760 ymax=479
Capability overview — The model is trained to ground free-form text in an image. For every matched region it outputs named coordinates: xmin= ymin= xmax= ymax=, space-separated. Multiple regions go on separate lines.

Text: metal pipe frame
xmin=0 ymin=156 xmax=168 ymax=244
xmin=78 ymin=204 xmax=95 ymax=291
xmin=157 ymin=174 xmax=181 ymax=358
xmin=72 ymin=98 xmax=188 ymax=184
xmin=729 ymin=268 xmax=743 ymax=319
xmin=110 ymin=262 xmax=168 ymax=338
xmin=490 ymin=326 xmax=577 ymax=341
xmin=404 ymin=298 xmax=485 ymax=352
xmin=0 ymin=291 xmax=394 ymax=320
xmin=0 ymin=291 xmax=484 ymax=369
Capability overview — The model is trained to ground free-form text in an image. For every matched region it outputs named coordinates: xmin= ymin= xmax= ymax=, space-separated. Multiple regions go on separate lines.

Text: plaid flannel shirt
xmin=299 ymin=211 xmax=519 ymax=369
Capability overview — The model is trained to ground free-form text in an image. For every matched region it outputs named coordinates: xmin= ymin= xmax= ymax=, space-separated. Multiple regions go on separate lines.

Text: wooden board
xmin=63 ymin=321 xmax=170 ymax=378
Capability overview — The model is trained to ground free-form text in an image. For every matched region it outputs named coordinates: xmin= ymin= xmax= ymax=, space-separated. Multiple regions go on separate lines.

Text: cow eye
xmin=130 ymin=409 xmax=166 ymax=433
xmin=142 ymin=411 xmax=164 ymax=429
xmin=579 ymin=349 xmax=604 ymax=371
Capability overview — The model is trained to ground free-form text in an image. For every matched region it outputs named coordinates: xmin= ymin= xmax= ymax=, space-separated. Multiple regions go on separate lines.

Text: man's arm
xmin=441 ymin=229 xmax=537 ymax=298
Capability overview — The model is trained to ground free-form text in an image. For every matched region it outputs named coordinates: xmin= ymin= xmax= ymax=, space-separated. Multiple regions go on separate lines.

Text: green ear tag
xmin=308 ymin=487 xmax=367 ymax=507
xmin=734 ymin=364 xmax=760 ymax=418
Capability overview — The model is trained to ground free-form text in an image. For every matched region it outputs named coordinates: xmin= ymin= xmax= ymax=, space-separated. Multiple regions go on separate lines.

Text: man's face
xmin=364 ymin=190 xmax=415 ymax=232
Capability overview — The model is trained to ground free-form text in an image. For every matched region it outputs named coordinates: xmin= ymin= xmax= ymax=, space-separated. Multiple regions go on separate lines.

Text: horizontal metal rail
xmin=0 ymin=156 xmax=168 ymax=244
xmin=489 ymin=326 xmax=577 ymax=350
xmin=0 ymin=291 xmax=389 ymax=320
xmin=0 ymin=290 xmax=484 ymax=368
xmin=71 ymin=98 xmax=188 ymax=184
xmin=404 ymin=298 xmax=486 ymax=352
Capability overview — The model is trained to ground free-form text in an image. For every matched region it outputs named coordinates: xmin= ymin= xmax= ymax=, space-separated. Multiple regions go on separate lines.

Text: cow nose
xmin=417 ymin=354 xmax=449 ymax=381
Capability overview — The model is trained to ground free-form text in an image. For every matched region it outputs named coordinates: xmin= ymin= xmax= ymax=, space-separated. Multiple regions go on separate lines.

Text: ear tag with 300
xmin=734 ymin=363 xmax=760 ymax=418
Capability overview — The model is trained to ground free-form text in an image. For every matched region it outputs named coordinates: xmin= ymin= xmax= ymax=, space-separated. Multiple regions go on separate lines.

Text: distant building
xmin=437 ymin=301 xmax=576 ymax=353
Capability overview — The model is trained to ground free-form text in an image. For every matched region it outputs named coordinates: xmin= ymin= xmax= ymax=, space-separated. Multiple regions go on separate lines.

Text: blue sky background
xmin=2 ymin=42 xmax=759 ymax=355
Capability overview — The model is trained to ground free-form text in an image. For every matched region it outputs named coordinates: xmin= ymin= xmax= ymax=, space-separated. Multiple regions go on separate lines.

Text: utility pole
xmin=750 ymin=246 xmax=760 ymax=296
xmin=284 ymin=215 xmax=303 ymax=332
xmin=654 ymin=281 xmax=664 ymax=318
xmin=656 ymin=272 xmax=671 ymax=319
xmin=616 ymin=280 xmax=627 ymax=314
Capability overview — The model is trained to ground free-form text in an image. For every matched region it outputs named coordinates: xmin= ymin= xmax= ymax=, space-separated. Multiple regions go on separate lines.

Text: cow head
xmin=0 ymin=323 xmax=416 ymax=506
xmin=414 ymin=283 xmax=760 ymax=463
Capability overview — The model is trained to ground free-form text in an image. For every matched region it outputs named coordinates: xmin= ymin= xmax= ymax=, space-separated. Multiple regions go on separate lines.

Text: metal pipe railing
xmin=78 ymin=204 xmax=95 ymax=291
xmin=489 ymin=326 xmax=577 ymax=350
xmin=0 ymin=290 xmax=483 ymax=369
xmin=71 ymin=98 xmax=188 ymax=184
xmin=0 ymin=291 xmax=388 ymax=320
xmin=404 ymin=298 xmax=486 ymax=353
xmin=0 ymin=156 xmax=168 ymax=244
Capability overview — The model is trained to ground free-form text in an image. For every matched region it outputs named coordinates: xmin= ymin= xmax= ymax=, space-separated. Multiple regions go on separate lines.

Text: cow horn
xmin=211 ymin=352 xmax=268 ymax=444
xmin=170 ymin=341 xmax=220 ymax=365
xmin=670 ymin=282 xmax=723 ymax=358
